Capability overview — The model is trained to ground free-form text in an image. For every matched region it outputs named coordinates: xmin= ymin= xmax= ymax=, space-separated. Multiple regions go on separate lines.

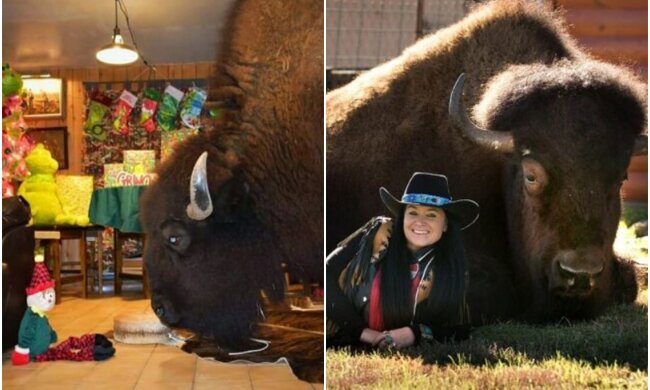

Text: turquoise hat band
xmin=401 ymin=193 xmax=451 ymax=206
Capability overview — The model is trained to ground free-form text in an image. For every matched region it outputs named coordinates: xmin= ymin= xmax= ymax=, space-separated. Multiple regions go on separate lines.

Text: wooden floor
xmin=2 ymin=283 xmax=322 ymax=389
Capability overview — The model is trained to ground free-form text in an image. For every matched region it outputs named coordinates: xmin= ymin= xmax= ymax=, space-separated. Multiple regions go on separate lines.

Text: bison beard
xmin=182 ymin=307 xmax=324 ymax=383
xmin=327 ymin=0 xmax=646 ymax=323
xmin=139 ymin=0 xmax=323 ymax=382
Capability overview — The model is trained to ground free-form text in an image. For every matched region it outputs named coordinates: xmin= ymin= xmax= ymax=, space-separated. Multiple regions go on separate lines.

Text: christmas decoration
xmin=17 ymin=144 xmax=65 ymax=226
xmin=11 ymin=256 xmax=115 ymax=365
xmin=155 ymin=85 xmax=184 ymax=131
xmin=139 ymin=88 xmax=161 ymax=133
xmin=2 ymin=65 xmax=32 ymax=198
xmin=17 ymin=144 xmax=89 ymax=226
xmin=123 ymin=150 xmax=155 ymax=174
xmin=2 ymin=63 xmax=23 ymax=97
xmin=161 ymin=128 xmax=198 ymax=162
xmin=112 ymin=89 xmax=138 ymax=135
xmin=180 ymin=87 xmax=207 ymax=129
xmin=84 ymin=90 xmax=113 ymax=141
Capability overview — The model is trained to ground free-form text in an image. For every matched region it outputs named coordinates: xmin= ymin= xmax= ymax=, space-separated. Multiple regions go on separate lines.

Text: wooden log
xmin=564 ymin=9 xmax=647 ymax=37
xmin=127 ymin=64 xmax=147 ymax=81
xmin=69 ymin=69 xmax=86 ymax=174
xmin=579 ymin=36 xmax=647 ymax=65
xmin=98 ymin=67 xmax=113 ymax=82
xmin=86 ymin=68 xmax=100 ymax=83
xmin=181 ymin=64 xmax=197 ymax=79
xmin=628 ymin=156 xmax=648 ymax=173
xmin=196 ymin=62 xmax=214 ymax=79
xmin=168 ymin=64 xmax=183 ymax=80
xmin=556 ymin=0 xmax=647 ymax=10
xmin=621 ymin=171 xmax=647 ymax=202
xmin=112 ymin=67 xmax=127 ymax=83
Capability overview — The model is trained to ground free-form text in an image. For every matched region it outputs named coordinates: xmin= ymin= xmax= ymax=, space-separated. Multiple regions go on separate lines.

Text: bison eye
xmin=521 ymin=158 xmax=547 ymax=196
xmin=161 ymin=220 xmax=191 ymax=254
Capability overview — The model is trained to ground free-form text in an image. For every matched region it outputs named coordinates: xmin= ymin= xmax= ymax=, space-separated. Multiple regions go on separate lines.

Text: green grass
xmin=328 ymin=211 xmax=649 ymax=389
xmin=327 ymin=351 xmax=647 ymax=389
xmin=327 ymin=290 xmax=647 ymax=389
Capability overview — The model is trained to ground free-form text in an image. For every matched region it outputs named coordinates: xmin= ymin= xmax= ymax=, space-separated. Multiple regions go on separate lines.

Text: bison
xmin=327 ymin=0 xmax=647 ymax=323
xmin=140 ymin=0 xmax=323 ymax=349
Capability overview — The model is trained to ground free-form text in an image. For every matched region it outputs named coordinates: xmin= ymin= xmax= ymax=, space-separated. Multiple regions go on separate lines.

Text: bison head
xmin=140 ymin=132 xmax=284 ymax=347
xmin=450 ymin=62 xmax=646 ymax=318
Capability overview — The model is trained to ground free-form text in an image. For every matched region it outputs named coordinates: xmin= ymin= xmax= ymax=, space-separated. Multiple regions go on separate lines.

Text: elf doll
xmin=11 ymin=256 xmax=116 ymax=365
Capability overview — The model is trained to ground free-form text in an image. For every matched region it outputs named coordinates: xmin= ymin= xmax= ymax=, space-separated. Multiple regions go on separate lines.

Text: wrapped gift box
xmin=103 ymin=163 xmax=124 ymax=188
xmin=104 ymin=163 xmax=157 ymax=187
xmin=123 ymin=150 xmax=156 ymax=174
xmin=55 ymin=175 xmax=93 ymax=222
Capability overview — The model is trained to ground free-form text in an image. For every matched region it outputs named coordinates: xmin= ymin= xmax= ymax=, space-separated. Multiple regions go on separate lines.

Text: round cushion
xmin=113 ymin=311 xmax=171 ymax=344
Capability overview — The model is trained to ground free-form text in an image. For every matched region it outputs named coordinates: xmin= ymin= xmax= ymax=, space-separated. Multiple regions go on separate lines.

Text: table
xmin=88 ymin=186 xmax=147 ymax=234
xmin=88 ymin=186 xmax=150 ymax=298
xmin=34 ymin=225 xmax=105 ymax=304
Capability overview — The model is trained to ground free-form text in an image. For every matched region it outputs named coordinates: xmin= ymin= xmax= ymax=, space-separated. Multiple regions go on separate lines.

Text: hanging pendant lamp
xmin=96 ymin=0 xmax=139 ymax=65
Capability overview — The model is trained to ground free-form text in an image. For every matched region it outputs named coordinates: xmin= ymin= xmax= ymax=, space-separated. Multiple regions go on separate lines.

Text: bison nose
xmin=550 ymin=248 xmax=604 ymax=295
xmin=153 ymin=304 xmax=165 ymax=318
xmin=151 ymin=298 xmax=165 ymax=317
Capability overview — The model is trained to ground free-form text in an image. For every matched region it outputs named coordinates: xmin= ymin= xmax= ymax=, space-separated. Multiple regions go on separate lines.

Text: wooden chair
xmin=113 ymin=231 xmax=150 ymax=298
xmin=35 ymin=226 xmax=104 ymax=304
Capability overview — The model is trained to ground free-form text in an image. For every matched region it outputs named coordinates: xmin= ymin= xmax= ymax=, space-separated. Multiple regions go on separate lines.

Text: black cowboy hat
xmin=379 ymin=172 xmax=480 ymax=230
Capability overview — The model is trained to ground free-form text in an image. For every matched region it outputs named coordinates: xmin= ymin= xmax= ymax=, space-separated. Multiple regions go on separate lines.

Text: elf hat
xmin=379 ymin=172 xmax=480 ymax=230
xmin=26 ymin=255 xmax=55 ymax=296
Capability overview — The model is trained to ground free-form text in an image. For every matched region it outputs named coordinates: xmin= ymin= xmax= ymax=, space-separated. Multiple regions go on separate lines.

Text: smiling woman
xmin=326 ymin=172 xmax=479 ymax=350
xmin=403 ymin=205 xmax=447 ymax=253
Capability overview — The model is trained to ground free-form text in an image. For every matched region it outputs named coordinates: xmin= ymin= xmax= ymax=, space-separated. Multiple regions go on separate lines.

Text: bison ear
xmin=212 ymin=176 xmax=253 ymax=222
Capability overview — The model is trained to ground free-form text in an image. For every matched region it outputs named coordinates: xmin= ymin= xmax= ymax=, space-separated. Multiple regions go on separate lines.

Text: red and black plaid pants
xmin=35 ymin=334 xmax=95 ymax=362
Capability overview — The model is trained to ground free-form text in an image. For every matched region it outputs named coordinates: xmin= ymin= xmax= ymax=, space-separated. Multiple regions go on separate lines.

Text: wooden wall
xmin=23 ymin=62 xmax=215 ymax=175
xmin=558 ymin=0 xmax=647 ymax=202
xmin=560 ymin=0 xmax=647 ymax=80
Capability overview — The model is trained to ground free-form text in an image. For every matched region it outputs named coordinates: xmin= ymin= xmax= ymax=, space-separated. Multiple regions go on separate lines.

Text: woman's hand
xmin=359 ymin=328 xmax=387 ymax=346
xmin=379 ymin=327 xmax=415 ymax=349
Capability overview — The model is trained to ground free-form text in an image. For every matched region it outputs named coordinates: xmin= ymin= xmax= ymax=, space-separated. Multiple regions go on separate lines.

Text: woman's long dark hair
xmin=380 ymin=211 xmax=468 ymax=330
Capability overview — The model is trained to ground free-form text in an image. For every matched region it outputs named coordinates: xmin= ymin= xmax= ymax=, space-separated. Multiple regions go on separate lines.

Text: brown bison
xmin=140 ymin=0 xmax=323 ymax=348
xmin=327 ymin=0 xmax=646 ymax=322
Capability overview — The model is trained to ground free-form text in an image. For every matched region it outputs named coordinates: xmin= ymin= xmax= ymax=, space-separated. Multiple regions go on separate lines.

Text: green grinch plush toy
xmin=17 ymin=144 xmax=89 ymax=226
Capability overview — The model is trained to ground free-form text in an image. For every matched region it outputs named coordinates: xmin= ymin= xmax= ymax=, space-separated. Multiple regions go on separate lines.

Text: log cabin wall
xmin=557 ymin=0 xmax=647 ymax=201
xmin=23 ymin=62 xmax=215 ymax=175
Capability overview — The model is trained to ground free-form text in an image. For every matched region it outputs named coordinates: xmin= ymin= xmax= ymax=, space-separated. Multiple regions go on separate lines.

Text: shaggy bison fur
xmin=140 ymin=0 xmax=323 ymax=380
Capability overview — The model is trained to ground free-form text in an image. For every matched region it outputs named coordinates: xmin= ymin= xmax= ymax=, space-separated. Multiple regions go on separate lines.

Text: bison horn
xmin=449 ymin=73 xmax=514 ymax=153
xmin=186 ymin=151 xmax=214 ymax=221
xmin=633 ymin=134 xmax=647 ymax=156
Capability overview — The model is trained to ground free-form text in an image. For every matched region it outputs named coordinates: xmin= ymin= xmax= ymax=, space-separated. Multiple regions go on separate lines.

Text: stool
xmin=114 ymin=231 xmax=150 ymax=298
xmin=34 ymin=226 xmax=104 ymax=304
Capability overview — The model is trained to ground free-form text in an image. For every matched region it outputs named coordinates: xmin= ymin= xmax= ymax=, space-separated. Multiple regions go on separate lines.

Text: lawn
xmin=327 ymin=209 xmax=648 ymax=389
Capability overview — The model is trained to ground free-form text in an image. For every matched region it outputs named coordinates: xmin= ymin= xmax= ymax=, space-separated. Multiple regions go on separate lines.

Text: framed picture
xmin=27 ymin=127 xmax=69 ymax=170
xmin=22 ymin=78 xmax=65 ymax=119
